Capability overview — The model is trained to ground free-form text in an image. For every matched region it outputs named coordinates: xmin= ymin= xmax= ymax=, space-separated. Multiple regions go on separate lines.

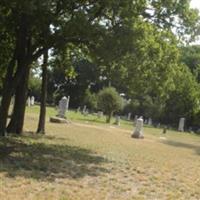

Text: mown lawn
xmin=1 ymin=106 xmax=200 ymax=200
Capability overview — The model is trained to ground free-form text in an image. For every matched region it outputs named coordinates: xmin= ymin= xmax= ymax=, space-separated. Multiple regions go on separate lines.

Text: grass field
xmin=1 ymin=106 xmax=200 ymax=200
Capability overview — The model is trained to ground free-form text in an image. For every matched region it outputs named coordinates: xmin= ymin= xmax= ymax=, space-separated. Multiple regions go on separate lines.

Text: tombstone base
xmin=50 ymin=116 xmax=68 ymax=124
xmin=131 ymin=131 xmax=144 ymax=139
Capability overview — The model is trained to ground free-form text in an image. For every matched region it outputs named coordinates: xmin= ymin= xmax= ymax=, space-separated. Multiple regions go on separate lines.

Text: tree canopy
xmin=0 ymin=0 xmax=200 ymax=135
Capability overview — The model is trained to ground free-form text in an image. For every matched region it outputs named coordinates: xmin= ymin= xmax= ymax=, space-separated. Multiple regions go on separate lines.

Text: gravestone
xmin=115 ymin=116 xmax=120 ymax=126
xmin=148 ymin=118 xmax=152 ymax=126
xmin=188 ymin=127 xmax=193 ymax=133
xmin=76 ymin=106 xmax=81 ymax=113
xmin=83 ymin=109 xmax=89 ymax=116
xmin=178 ymin=118 xmax=185 ymax=132
xmin=11 ymin=96 xmax=15 ymax=105
xmin=27 ymin=96 xmax=31 ymax=107
xmin=31 ymin=96 xmax=35 ymax=106
xmin=82 ymin=105 xmax=87 ymax=115
xmin=127 ymin=113 xmax=131 ymax=121
xmin=97 ymin=111 xmax=103 ymax=118
xmin=131 ymin=117 xmax=144 ymax=139
xmin=66 ymin=96 xmax=70 ymax=111
xmin=134 ymin=115 xmax=138 ymax=125
xmin=58 ymin=96 xmax=68 ymax=118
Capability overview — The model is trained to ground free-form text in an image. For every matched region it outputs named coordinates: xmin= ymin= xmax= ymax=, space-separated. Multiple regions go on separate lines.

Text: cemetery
xmin=1 ymin=0 xmax=200 ymax=200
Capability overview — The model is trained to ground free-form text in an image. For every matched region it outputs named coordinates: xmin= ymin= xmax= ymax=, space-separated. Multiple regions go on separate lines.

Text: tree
xmin=37 ymin=51 xmax=48 ymax=134
xmin=180 ymin=45 xmax=200 ymax=82
xmin=83 ymin=89 xmax=97 ymax=111
xmin=0 ymin=0 xmax=141 ymax=135
xmin=0 ymin=0 xmax=199 ymax=135
xmin=97 ymin=87 xmax=122 ymax=123
xmin=163 ymin=64 xmax=200 ymax=127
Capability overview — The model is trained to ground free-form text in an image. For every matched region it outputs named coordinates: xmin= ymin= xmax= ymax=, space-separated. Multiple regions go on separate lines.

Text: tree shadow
xmin=161 ymin=140 xmax=200 ymax=155
xmin=0 ymin=136 xmax=109 ymax=181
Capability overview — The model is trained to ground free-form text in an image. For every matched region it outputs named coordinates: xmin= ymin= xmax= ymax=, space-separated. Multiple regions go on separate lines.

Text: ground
xmin=0 ymin=106 xmax=200 ymax=200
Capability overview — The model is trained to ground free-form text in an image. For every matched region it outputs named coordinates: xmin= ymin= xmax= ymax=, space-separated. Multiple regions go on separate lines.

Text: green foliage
xmin=163 ymin=64 xmax=200 ymax=126
xmin=180 ymin=45 xmax=200 ymax=82
xmin=83 ymin=89 xmax=97 ymax=111
xmin=97 ymin=87 xmax=122 ymax=123
xmin=28 ymin=76 xmax=41 ymax=100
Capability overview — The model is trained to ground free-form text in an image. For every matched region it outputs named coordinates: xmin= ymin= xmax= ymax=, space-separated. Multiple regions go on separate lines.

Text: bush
xmin=83 ymin=89 xmax=97 ymax=111
xmin=97 ymin=87 xmax=123 ymax=123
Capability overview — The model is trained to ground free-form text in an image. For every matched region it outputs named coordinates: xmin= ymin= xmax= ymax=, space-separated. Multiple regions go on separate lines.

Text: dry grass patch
xmin=1 ymin=109 xmax=200 ymax=199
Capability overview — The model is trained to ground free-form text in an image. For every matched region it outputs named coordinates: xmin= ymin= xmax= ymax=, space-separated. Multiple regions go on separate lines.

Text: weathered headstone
xmin=83 ymin=109 xmax=89 ymax=116
xmin=178 ymin=117 xmax=185 ymax=132
xmin=97 ymin=111 xmax=103 ymax=118
xmin=82 ymin=105 xmax=87 ymax=115
xmin=11 ymin=96 xmax=15 ymax=105
xmin=148 ymin=118 xmax=152 ymax=126
xmin=188 ymin=127 xmax=193 ymax=133
xmin=157 ymin=123 xmax=160 ymax=128
xmin=134 ymin=115 xmax=138 ymax=125
xmin=76 ymin=106 xmax=81 ymax=113
xmin=58 ymin=96 xmax=68 ymax=118
xmin=127 ymin=113 xmax=131 ymax=121
xmin=31 ymin=96 xmax=35 ymax=106
xmin=27 ymin=96 xmax=31 ymax=107
xmin=131 ymin=117 xmax=144 ymax=139
xmin=115 ymin=116 xmax=120 ymax=126
xmin=66 ymin=96 xmax=70 ymax=111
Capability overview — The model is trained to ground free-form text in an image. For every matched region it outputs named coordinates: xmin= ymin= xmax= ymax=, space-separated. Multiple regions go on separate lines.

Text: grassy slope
xmin=0 ymin=106 xmax=200 ymax=200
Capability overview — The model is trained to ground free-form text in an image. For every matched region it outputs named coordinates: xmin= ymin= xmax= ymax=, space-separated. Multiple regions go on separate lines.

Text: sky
xmin=191 ymin=0 xmax=200 ymax=10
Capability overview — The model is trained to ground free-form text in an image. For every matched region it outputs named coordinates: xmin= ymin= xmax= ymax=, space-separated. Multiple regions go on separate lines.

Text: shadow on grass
xmin=0 ymin=135 xmax=109 ymax=181
xmin=162 ymin=140 xmax=200 ymax=155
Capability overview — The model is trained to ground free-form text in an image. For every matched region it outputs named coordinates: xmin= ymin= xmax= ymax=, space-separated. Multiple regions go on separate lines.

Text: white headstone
xmin=132 ymin=117 xmax=144 ymax=139
xmin=127 ymin=113 xmax=131 ymax=120
xmin=58 ymin=96 xmax=68 ymax=118
xmin=31 ymin=96 xmax=35 ymax=106
xmin=27 ymin=96 xmax=31 ymax=107
xmin=178 ymin=118 xmax=185 ymax=132
xmin=148 ymin=118 xmax=152 ymax=126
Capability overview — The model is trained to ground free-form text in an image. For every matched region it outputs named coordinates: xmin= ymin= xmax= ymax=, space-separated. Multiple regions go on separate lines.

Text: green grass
xmin=1 ymin=105 xmax=200 ymax=200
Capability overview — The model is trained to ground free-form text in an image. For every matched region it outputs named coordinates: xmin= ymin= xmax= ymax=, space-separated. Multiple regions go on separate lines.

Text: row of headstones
xmin=55 ymin=96 xmax=186 ymax=134
xmin=120 ymin=113 xmax=153 ymax=125
xmin=76 ymin=105 xmax=104 ymax=118
xmin=132 ymin=117 xmax=186 ymax=139
xmin=76 ymin=105 xmax=89 ymax=116
xmin=126 ymin=114 xmax=185 ymax=131
xmin=26 ymin=96 xmax=35 ymax=107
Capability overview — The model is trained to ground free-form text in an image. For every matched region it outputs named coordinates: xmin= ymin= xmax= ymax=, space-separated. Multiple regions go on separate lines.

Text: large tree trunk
xmin=0 ymin=15 xmax=29 ymax=136
xmin=106 ymin=111 xmax=113 ymax=123
xmin=7 ymin=64 xmax=30 ymax=134
xmin=37 ymin=51 xmax=48 ymax=134
xmin=0 ymin=53 xmax=17 ymax=136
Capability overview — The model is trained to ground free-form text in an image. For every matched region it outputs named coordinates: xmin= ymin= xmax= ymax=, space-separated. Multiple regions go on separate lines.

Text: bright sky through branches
xmin=191 ymin=0 xmax=200 ymax=10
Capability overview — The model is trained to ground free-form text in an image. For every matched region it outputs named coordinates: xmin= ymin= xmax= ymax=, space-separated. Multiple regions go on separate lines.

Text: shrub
xmin=97 ymin=87 xmax=122 ymax=123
